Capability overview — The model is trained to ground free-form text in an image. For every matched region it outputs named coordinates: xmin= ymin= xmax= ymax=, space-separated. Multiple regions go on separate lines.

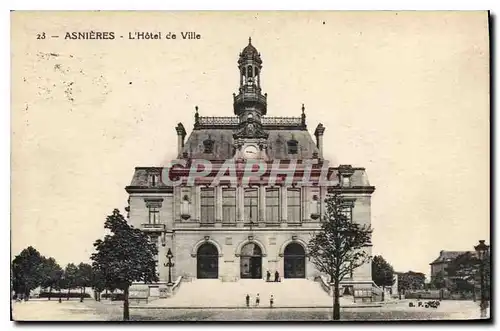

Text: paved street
xmin=12 ymin=299 xmax=489 ymax=321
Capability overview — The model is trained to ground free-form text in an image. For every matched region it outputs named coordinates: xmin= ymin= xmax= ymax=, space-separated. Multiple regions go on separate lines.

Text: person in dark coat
xmin=255 ymin=293 xmax=260 ymax=307
xmin=266 ymin=270 xmax=271 ymax=282
xmin=245 ymin=294 xmax=250 ymax=307
xmin=274 ymin=270 xmax=280 ymax=282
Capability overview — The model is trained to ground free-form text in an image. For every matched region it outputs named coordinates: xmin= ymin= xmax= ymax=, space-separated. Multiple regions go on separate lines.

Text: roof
xmin=127 ymin=164 xmax=372 ymax=188
xmin=181 ymin=127 xmax=319 ymax=160
xmin=429 ymin=251 xmax=474 ymax=265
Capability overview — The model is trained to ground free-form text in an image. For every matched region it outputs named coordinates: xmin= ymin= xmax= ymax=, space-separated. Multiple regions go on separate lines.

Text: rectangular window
xmin=266 ymin=188 xmax=280 ymax=222
xmin=287 ymin=188 xmax=301 ymax=223
xmin=200 ymin=187 xmax=215 ymax=224
xmin=222 ymin=188 xmax=236 ymax=223
xmin=244 ymin=188 xmax=258 ymax=223
xmin=149 ymin=207 xmax=160 ymax=224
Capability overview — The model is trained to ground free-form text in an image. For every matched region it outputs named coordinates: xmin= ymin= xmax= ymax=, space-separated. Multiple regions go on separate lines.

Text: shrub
xmin=39 ymin=292 xmax=91 ymax=298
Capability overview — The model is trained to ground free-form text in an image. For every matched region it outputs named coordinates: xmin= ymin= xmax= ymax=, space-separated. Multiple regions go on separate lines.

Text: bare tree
xmin=308 ymin=193 xmax=372 ymax=320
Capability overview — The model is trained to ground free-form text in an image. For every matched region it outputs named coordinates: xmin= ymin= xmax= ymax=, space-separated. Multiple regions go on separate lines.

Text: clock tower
xmin=233 ymin=38 xmax=269 ymax=160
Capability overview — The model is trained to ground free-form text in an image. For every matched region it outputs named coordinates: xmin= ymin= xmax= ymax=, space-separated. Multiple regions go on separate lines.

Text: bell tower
xmin=233 ymin=38 xmax=268 ymax=121
xmin=233 ymin=38 xmax=269 ymax=158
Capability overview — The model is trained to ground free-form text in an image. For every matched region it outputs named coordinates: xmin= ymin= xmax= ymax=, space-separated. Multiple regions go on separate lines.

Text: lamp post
xmin=474 ymin=240 xmax=489 ymax=318
xmin=164 ymin=248 xmax=175 ymax=286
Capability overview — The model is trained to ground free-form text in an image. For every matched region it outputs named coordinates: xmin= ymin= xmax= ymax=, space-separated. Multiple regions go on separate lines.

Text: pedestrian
xmin=266 ymin=270 xmax=271 ymax=282
xmin=270 ymin=295 xmax=274 ymax=308
xmin=275 ymin=270 xmax=280 ymax=282
xmin=255 ymin=293 xmax=260 ymax=307
xmin=246 ymin=294 xmax=250 ymax=307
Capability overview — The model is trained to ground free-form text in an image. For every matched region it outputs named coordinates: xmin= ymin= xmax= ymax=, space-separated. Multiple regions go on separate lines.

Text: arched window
xmin=284 ymin=242 xmax=306 ymax=278
xmin=197 ymin=243 xmax=219 ymax=279
xmin=247 ymin=66 xmax=253 ymax=78
xmin=240 ymin=242 xmax=262 ymax=279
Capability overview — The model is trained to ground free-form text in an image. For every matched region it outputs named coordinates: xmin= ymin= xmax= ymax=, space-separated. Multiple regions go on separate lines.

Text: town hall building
xmin=125 ymin=39 xmax=376 ymax=299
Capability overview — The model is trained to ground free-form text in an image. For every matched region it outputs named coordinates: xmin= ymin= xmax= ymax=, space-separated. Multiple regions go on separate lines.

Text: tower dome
xmin=238 ymin=37 xmax=262 ymax=65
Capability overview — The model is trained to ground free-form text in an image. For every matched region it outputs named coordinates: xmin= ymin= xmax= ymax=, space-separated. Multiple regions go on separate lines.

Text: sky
xmin=11 ymin=11 xmax=490 ymax=279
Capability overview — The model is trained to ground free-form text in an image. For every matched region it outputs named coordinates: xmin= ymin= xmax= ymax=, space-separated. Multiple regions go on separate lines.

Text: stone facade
xmin=126 ymin=39 xmax=376 ymax=298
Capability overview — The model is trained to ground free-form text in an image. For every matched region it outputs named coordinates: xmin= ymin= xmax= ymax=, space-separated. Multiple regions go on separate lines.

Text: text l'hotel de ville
xmin=62 ymin=31 xmax=202 ymax=40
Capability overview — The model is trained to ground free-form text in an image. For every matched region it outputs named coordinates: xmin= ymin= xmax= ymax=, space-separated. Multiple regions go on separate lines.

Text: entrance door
xmin=197 ymin=243 xmax=219 ymax=279
xmin=240 ymin=243 xmax=262 ymax=279
xmin=284 ymin=243 xmax=306 ymax=278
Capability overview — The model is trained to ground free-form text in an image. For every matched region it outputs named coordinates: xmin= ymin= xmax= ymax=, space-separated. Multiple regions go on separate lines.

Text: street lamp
xmin=474 ymin=240 xmax=489 ymax=318
xmin=164 ymin=248 xmax=175 ymax=286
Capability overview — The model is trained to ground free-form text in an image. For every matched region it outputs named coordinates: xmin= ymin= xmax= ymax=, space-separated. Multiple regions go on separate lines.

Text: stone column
xmin=302 ymin=186 xmax=309 ymax=222
xmin=237 ymin=186 xmax=244 ymax=227
xmin=259 ymin=186 xmax=266 ymax=226
xmin=280 ymin=186 xmax=288 ymax=227
xmin=195 ymin=186 xmax=201 ymax=222
xmin=215 ymin=186 xmax=223 ymax=227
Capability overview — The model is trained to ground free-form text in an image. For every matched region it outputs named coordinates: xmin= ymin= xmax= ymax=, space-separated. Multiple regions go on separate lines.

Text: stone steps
xmin=153 ymin=279 xmax=354 ymax=307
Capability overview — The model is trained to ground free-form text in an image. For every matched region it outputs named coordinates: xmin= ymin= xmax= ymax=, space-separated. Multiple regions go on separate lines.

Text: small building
xmin=429 ymin=250 xmax=474 ymax=282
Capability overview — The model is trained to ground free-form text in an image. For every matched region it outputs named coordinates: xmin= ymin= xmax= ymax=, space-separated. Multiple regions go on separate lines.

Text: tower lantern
xmin=234 ymin=38 xmax=267 ymax=118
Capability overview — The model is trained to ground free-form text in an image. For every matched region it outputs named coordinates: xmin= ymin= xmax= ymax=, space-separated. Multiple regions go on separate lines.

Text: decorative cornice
xmin=144 ymin=198 xmax=164 ymax=208
xmin=193 ymin=116 xmax=307 ymax=131
xmin=146 ymin=167 xmax=162 ymax=175
xmin=328 ymin=186 xmax=376 ymax=194
xmin=125 ymin=186 xmax=174 ymax=194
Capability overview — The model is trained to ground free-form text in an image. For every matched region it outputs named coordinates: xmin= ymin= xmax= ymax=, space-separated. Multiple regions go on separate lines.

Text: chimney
xmin=175 ymin=123 xmax=186 ymax=157
xmin=314 ymin=123 xmax=325 ymax=159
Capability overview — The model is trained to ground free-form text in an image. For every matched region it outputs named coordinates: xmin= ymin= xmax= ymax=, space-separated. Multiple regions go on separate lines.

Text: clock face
xmin=243 ymin=145 xmax=258 ymax=159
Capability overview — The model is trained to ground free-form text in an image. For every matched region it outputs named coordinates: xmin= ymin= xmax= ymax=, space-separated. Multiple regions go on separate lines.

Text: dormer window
xmin=203 ymin=139 xmax=214 ymax=154
xmin=287 ymin=139 xmax=298 ymax=154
